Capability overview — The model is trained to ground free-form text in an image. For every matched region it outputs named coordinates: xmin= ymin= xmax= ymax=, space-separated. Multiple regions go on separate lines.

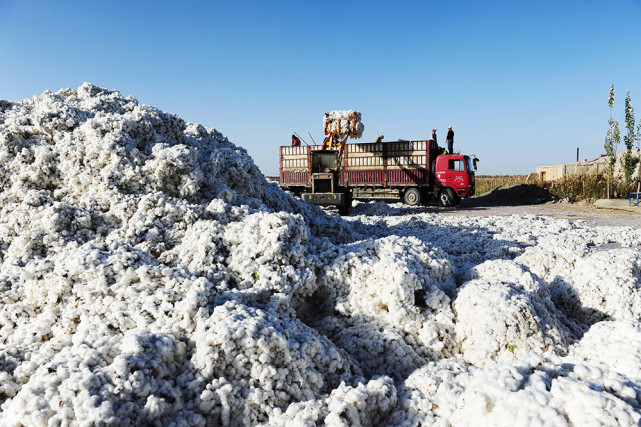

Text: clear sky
xmin=1 ymin=0 xmax=641 ymax=176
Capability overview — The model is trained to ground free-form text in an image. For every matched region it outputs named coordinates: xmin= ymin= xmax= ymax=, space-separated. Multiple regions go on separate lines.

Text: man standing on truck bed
xmin=446 ymin=126 xmax=454 ymax=154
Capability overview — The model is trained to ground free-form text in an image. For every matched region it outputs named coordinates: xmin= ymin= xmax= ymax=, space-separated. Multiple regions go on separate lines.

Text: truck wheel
xmin=403 ymin=188 xmax=422 ymax=206
xmin=420 ymin=190 xmax=431 ymax=205
xmin=438 ymin=188 xmax=456 ymax=207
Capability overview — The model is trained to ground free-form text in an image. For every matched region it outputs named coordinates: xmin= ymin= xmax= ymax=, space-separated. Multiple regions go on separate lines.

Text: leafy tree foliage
xmin=622 ymin=90 xmax=639 ymax=185
xmin=604 ymin=85 xmax=620 ymax=177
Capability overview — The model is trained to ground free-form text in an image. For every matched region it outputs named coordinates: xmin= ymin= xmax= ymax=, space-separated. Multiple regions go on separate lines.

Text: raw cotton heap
xmin=346 ymin=203 xmax=641 ymax=425
xmin=1 ymin=84 xmax=641 ymax=426
xmin=323 ymin=110 xmax=364 ymax=140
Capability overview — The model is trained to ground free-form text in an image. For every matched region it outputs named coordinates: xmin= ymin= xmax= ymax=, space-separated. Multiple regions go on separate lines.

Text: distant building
xmin=534 ymin=151 xmax=641 ymax=183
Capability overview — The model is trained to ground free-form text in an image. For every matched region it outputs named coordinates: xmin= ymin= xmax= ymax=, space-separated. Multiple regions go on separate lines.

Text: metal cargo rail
xmin=280 ymin=140 xmax=432 ymax=189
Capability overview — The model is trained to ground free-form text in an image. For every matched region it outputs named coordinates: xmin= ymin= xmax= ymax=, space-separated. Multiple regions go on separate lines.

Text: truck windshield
xmin=465 ymin=157 xmax=474 ymax=172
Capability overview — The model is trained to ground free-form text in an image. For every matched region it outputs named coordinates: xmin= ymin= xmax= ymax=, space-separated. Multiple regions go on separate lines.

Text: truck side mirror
xmin=473 ymin=158 xmax=479 ymax=171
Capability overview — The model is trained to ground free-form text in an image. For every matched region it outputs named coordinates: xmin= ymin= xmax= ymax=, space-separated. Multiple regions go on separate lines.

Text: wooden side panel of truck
xmin=279 ymin=140 xmax=433 ymax=188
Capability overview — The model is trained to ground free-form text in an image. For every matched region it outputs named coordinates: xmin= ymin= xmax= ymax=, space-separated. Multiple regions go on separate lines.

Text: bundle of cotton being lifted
xmin=323 ymin=110 xmax=364 ymax=139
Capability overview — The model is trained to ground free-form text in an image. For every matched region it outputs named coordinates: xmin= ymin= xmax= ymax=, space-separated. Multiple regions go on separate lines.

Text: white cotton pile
xmin=2 ymin=84 xmax=641 ymax=425
xmin=323 ymin=110 xmax=364 ymax=139
xmin=349 ymin=200 xmax=401 ymax=216
xmin=348 ymin=211 xmax=527 ymax=275
xmin=551 ymin=249 xmax=641 ymax=324
xmin=344 ymin=208 xmax=641 ymax=422
xmin=189 ymin=300 xmax=360 ymax=425
xmin=454 ymin=260 xmax=574 ymax=366
xmin=266 ymin=376 xmax=397 ymax=426
xmin=0 ymin=84 xmax=358 ymax=425
xmin=307 ymin=236 xmax=458 ymax=380
xmin=387 ymin=354 xmax=641 ymax=426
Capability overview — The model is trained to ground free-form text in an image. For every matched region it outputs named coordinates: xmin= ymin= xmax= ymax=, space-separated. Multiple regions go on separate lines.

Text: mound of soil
xmin=473 ymin=184 xmax=552 ymax=205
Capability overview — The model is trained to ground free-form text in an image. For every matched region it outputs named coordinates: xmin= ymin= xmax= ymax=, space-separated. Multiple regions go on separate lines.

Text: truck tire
xmin=403 ymin=188 xmax=422 ymax=206
xmin=420 ymin=190 xmax=431 ymax=205
xmin=338 ymin=192 xmax=352 ymax=216
xmin=438 ymin=188 xmax=456 ymax=207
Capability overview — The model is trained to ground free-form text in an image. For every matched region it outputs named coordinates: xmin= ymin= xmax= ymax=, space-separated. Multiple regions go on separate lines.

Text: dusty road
xmin=440 ymin=199 xmax=641 ymax=228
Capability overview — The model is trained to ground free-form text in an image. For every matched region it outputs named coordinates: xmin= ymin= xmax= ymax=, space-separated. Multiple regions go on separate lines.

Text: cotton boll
xmin=265 ymin=399 xmax=324 ymax=426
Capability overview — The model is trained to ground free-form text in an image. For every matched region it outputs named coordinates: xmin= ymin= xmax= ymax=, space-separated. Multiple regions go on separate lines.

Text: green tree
xmin=604 ymin=85 xmax=620 ymax=179
xmin=622 ymin=90 xmax=639 ymax=185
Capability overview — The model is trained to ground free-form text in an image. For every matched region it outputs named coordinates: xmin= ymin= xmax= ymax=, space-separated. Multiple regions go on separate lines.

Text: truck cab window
xmin=465 ymin=157 xmax=475 ymax=172
xmin=448 ymin=159 xmax=465 ymax=171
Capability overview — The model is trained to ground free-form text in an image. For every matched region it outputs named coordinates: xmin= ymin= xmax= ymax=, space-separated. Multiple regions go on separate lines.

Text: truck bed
xmin=280 ymin=140 xmax=432 ymax=188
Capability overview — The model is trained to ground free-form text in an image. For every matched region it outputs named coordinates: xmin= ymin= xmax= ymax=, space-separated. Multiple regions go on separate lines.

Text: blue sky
xmin=1 ymin=0 xmax=641 ymax=176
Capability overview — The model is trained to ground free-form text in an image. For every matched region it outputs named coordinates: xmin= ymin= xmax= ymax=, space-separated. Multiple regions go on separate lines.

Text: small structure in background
xmin=531 ymin=150 xmax=641 ymax=183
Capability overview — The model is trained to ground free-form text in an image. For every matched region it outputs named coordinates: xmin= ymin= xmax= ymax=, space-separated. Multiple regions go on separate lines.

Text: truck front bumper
xmin=457 ymin=187 xmax=475 ymax=197
xmin=302 ymin=192 xmax=345 ymax=206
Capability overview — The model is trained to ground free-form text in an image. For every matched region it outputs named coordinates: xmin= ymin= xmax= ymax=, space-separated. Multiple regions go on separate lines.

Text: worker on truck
xmin=291 ymin=134 xmax=301 ymax=147
xmin=446 ymin=126 xmax=454 ymax=154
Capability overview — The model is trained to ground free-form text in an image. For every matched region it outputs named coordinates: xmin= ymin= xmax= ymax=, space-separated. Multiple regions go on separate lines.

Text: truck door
xmin=447 ymin=158 xmax=467 ymax=189
xmin=435 ymin=157 xmax=469 ymax=194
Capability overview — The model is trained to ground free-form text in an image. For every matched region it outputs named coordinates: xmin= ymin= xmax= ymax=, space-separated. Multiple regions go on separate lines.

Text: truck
xmin=279 ymin=139 xmax=478 ymax=215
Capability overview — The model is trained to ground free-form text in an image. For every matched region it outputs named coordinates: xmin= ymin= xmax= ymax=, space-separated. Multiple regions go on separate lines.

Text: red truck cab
xmin=433 ymin=154 xmax=476 ymax=206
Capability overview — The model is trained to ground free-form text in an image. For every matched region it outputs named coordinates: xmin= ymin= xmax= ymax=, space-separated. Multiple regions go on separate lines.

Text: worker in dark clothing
xmin=431 ymin=129 xmax=437 ymax=143
xmin=291 ymin=134 xmax=301 ymax=147
xmin=446 ymin=126 xmax=454 ymax=154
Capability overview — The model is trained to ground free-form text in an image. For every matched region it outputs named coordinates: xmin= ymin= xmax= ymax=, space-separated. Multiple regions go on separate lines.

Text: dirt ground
xmin=445 ymin=183 xmax=641 ymax=228
xmin=393 ymin=183 xmax=641 ymax=228
xmin=352 ymin=198 xmax=641 ymax=228
xmin=448 ymin=199 xmax=641 ymax=229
